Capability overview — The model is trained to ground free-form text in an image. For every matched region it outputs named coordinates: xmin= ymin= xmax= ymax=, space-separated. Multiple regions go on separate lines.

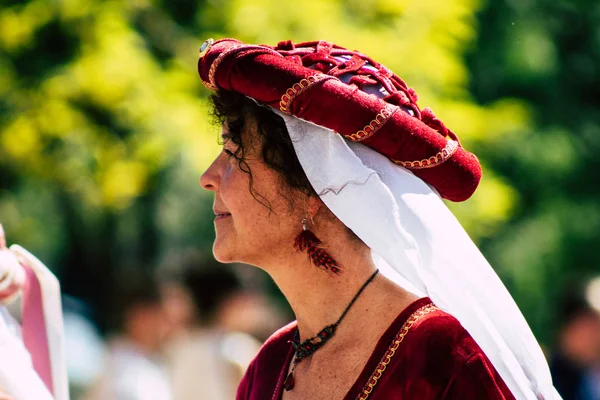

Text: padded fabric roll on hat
xmin=197 ymin=38 xmax=481 ymax=202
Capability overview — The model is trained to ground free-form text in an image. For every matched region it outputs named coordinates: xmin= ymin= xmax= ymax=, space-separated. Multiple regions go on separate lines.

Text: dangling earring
xmin=294 ymin=214 xmax=342 ymax=274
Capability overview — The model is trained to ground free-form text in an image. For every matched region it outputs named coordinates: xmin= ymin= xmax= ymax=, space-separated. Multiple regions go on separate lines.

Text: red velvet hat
xmin=197 ymin=38 xmax=482 ymax=202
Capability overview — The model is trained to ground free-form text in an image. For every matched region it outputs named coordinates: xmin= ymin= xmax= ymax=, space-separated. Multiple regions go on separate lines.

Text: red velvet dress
xmin=237 ymin=297 xmax=516 ymax=400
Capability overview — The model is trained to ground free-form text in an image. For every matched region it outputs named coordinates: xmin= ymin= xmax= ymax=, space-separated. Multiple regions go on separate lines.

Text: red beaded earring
xmin=294 ymin=215 xmax=342 ymax=274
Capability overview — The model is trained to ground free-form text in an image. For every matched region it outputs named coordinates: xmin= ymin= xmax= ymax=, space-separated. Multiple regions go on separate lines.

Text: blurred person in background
xmin=84 ymin=273 xmax=191 ymax=400
xmin=166 ymin=257 xmax=281 ymax=400
xmin=550 ymin=293 xmax=600 ymax=400
xmin=62 ymin=296 xmax=106 ymax=399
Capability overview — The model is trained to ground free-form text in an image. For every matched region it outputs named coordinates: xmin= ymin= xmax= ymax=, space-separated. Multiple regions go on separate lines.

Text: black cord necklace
xmin=283 ymin=269 xmax=380 ymax=391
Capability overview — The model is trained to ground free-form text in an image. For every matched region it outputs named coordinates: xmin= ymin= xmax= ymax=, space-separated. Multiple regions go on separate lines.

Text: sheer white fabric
xmin=274 ymin=109 xmax=561 ymax=400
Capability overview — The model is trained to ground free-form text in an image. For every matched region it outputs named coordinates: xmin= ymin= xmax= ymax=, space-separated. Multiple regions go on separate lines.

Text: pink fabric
xmin=21 ymin=261 xmax=54 ymax=395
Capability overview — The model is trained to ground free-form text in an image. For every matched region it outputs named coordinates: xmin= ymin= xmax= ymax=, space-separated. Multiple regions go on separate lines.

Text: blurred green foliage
xmin=467 ymin=0 xmax=600 ymax=342
xmin=0 ymin=0 xmax=598 ymax=344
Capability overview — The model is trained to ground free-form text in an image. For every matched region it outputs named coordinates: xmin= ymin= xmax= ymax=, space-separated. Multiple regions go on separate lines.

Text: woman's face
xmin=200 ymin=118 xmax=301 ymax=266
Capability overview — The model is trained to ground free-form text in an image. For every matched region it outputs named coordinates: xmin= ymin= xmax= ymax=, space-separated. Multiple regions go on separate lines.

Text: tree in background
xmin=467 ymin=0 xmax=600 ymax=344
xmin=0 ymin=0 xmax=218 ymax=330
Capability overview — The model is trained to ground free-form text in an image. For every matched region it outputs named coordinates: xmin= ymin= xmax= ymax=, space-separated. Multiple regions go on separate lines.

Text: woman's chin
xmin=212 ymin=240 xmax=236 ymax=263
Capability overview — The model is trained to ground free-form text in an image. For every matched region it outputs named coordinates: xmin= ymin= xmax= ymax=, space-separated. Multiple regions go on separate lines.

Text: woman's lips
xmin=214 ymin=213 xmax=231 ymax=221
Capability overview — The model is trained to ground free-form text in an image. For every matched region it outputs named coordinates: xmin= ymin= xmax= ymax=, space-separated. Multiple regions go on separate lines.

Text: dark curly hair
xmin=210 ymin=90 xmax=363 ymax=243
xmin=210 ymin=90 xmax=317 ymax=209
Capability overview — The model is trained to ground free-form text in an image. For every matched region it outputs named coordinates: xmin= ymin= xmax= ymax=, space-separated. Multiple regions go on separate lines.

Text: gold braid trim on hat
xmin=393 ymin=139 xmax=459 ymax=170
xmin=279 ymin=74 xmax=336 ymax=113
xmin=205 ymin=45 xmax=284 ymax=91
xmin=344 ymin=104 xmax=399 ymax=142
xmin=356 ymin=303 xmax=438 ymax=400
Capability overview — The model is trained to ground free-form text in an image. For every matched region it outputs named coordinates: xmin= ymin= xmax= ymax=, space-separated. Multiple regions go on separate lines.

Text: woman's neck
xmin=266 ymin=246 xmax=402 ymax=342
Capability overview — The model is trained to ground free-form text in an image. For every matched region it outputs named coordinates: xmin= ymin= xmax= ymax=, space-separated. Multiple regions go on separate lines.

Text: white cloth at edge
xmin=275 ymin=109 xmax=562 ymax=400
xmin=0 ymin=306 xmax=54 ymax=400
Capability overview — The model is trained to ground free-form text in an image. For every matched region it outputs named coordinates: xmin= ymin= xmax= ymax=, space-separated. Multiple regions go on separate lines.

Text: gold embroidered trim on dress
xmin=392 ymin=139 xmax=459 ymax=170
xmin=344 ymin=104 xmax=399 ymax=142
xmin=356 ymin=303 xmax=438 ymax=400
xmin=279 ymin=74 xmax=334 ymax=113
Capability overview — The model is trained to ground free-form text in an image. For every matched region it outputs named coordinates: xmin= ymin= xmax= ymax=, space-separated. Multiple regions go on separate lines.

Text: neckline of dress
xmin=272 ymin=296 xmax=433 ymax=400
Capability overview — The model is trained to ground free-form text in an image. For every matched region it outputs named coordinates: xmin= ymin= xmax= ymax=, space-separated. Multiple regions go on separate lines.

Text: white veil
xmin=273 ymin=109 xmax=561 ymax=400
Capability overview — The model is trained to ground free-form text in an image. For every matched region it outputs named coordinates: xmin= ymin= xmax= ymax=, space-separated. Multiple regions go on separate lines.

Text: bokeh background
xmin=1 ymin=0 xmax=600 ymax=398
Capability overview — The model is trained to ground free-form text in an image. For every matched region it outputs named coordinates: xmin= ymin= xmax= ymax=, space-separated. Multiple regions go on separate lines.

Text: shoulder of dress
xmin=264 ymin=320 xmax=297 ymax=346
xmin=410 ymin=306 xmax=462 ymax=330
xmin=252 ymin=320 xmax=297 ymax=360
xmin=237 ymin=321 xmax=297 ymax=398
xmin=353 ymin=306 xmax=490 ymax=398
xmin=402 ymin=306 xmax=484 ymax=362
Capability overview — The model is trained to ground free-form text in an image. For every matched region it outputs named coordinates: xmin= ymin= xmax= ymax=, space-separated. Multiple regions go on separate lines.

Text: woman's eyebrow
xmin=220 ymin=132 xmax=232 ymax=141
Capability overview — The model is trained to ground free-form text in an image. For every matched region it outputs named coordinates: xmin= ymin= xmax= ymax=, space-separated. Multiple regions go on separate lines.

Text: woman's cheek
xmin=219 ymin=169 xmax=243 ymax=210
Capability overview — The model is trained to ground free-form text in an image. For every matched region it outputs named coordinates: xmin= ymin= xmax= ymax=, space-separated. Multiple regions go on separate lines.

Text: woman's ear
xmin=307 ymin=195 xmax=324 ymax=220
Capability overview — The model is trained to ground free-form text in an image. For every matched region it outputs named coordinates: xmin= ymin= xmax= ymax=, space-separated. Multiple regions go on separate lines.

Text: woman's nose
xmin=200 ymin=157 xmax=220 ymax=191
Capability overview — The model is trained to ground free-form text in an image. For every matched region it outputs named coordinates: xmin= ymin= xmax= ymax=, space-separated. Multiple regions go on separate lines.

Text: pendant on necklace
xmin=283 ymin=372 xmax=295 ymax=391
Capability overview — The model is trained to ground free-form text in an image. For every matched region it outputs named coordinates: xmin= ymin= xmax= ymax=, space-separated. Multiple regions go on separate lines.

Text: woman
xmin=198 ymin=38 xmax=560 ymax=399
